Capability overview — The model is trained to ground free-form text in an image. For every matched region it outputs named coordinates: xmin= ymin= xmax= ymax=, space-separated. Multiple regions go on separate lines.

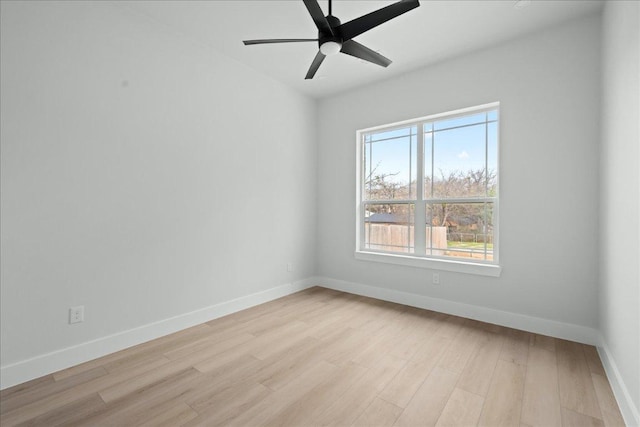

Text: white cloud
xmin=458 ymin=150 xmax=470 ymax=159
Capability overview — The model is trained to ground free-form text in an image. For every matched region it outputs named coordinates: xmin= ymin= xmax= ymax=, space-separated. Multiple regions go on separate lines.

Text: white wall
xmin=0 ymin=0 xmax=316 ymax=382
xmin=600 ymin=1 xmax=640 ymax=424
xmin=317 ymin=14 xmax=602 ymax=329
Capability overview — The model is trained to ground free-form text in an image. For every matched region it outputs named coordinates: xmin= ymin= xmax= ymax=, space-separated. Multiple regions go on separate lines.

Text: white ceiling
xmin=120 ymin=0 xmax=603 ymax=98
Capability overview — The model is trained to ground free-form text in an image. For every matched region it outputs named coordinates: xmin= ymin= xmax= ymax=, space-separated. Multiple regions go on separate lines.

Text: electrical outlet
xmin=287 ymin=262 xmax=294 ymax=272
xmin=69 ymin=306 xmax=84 ymax=324
xmin=432 ymin=273 xmax=440 ymax=285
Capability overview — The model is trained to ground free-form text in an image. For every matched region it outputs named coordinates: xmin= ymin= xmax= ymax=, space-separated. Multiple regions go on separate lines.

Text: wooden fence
xmin=365 ymin=225 xmax=447 ymax=255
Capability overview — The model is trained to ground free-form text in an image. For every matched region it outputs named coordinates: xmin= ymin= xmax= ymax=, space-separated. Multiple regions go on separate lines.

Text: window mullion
xmin=414 ymin=123 xmax=426 ymax=255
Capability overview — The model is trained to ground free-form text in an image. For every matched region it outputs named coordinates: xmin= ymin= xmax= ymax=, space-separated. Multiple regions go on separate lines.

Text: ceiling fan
xmin=243 ymin=0 xmax=420 ymax=79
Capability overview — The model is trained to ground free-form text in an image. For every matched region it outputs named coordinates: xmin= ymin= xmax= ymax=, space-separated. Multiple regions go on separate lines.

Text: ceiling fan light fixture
xmin=320 ymin=41 xmax=342 ymax=56
xmin=320 ymin=41 xmax=342 ymax=55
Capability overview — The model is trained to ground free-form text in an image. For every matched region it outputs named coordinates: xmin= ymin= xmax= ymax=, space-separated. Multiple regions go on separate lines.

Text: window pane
xmin=364 ymin=126 xmax=417 ymax=200
xmin=433 ymin=123 xmax=488 ymax=198
xmin=364 ymin=203 xmax=414 ymax=253
xmin=427 ymin=202 xmax=494 ymax=261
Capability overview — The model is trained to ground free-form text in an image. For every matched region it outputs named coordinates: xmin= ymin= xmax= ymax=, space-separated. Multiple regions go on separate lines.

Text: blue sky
xmin=364 ymin=112 xmax=498 ymax=188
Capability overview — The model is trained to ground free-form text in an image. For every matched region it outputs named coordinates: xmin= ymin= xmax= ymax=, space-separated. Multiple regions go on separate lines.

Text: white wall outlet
xmin=287 ymin=262 xmax=294 ymax=272
xmin=432 ymin=273 xmax=440 ymax=285
xmin=69 ymin=306 xmax=84 ymax=324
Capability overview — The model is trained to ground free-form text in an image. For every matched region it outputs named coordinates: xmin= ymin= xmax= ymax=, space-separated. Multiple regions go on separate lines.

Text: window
xmin=356 ymin=103 xmax=500 ymax=276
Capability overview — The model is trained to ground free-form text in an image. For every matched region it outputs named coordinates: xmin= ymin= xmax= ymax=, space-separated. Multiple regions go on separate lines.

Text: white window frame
xmin=355 ymin=102 xmax=502 ymax=277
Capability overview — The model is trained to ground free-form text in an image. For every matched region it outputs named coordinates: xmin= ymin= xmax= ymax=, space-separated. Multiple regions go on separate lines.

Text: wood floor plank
xmin=183 ymin=355 xmax=264 ymax=405
xmin=13 ymin=393 xmax=106 ymax=427
xmin=499 ymin=328 xmax=531 ymax=366
xmin=316 ymin=353 xmax=406 ymax=426
xmin=101 ymin=323 xmax=215 ymax=366
xmin=191 ymin=322 xmax=308 ymax=373
xmin=384 ymin=311 xmax=441 ymax=362
xmin=591 ymin=373 xmax=626 ymax=427
xmin=436 ymin=320 xmax=484 ymax=374
xmin=76 ymin=367 xmax=209 ymax=426
xmin=203 ymin=312 xmax=240 ymax=330
xmin=478 ymin=359 xmax=526 ymax=427
xmin=561 ymin=407 xmax=605 ymax=427
xmin=530 ymin=333 xmax=556 ymax=353
xmin=521 ymin=346 xmax=562 ymax=427
xmin=250 ymin=321 xmax=314 ymax=360
xmin=275 ymin=299 xmax=329 ymax=323
xmin=184 ymin=380 xmax=272 ymax=427
xmin=351 ymin=325 xmax=406 ymax=368
xmin=583 ymin=345 xmax=606 ymax=376
xmin=434 ymin=387 xmax=484 ymax=427
xmin=556 ymin=339 xmax=602 ymax=420
xmin=255 ymin=338 xmax=328 ymax=391
xmin=456 ymin=329 xmax=505 ymax=396
xmin=102 ymin=351 xmax=171 ymax=375
xmin=78 ymin=323 xmax=217 ymax=377
xmin=0 ymin=366 xmax=108 ymax=415
xmin=1 ymin=357 xmax=168 ymax=426
xmin=193 ymin=320 xmax=307 ymax=372
xmin=379 ymin=335 xmax=451 ymax=408
xmin=353 ymin=397 xmax=403 ymax=427
xmin=293 ymin=300 xmax=345 ymax=324
xmin=262 ymin=362 xmax=368 ymax=426
xmin=0 ymin=375 xmax=54 ymax=402
xmin=234 ymin=312 xmax=305 ymax=337
xmin=162 ymin=330 xmax=249 ymax=361
xmin=222 ymin=361 xmax=339 ymax=426
xmin=323 ymin=328 xmax=374 ymax=366
xmin=393 ymin=367 xmax=460 ymax=427
xmin=98 ymin=358 xmax=193 ymax=403
xmin=137 ymin=401 xmax=199 ymax=427
xmin=302 ymin=310 xmax=357 ymax=340
xmin=434 ymin=314 xmax=466 ymax=340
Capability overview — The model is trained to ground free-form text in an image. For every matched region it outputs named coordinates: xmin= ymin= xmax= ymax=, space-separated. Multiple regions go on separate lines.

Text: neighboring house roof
xmin=365 ymin=213 xmax=405 ymax=223
xmin=366 ymin=212 xmax=483 ymax=227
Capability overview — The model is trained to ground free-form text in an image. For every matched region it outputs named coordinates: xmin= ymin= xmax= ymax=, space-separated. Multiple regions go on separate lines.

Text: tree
xmin=365 ymin=162 xmax=410 ymax=213
xmin=428 ymin=168 xmax=496 ymax=232
xmin=365 ymin=163 xmax=496 ymax=235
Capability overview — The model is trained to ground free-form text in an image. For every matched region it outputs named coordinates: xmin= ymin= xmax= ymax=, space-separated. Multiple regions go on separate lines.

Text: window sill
xmin=354 ymin=251 xmax=502 ymax=277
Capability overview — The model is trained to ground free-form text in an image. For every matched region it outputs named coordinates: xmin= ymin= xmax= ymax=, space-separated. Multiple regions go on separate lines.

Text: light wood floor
xmin=0 ymin=287 xmax=626 ymax=427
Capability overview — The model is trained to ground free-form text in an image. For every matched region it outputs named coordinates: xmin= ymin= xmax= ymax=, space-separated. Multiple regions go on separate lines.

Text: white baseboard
xmin=314 ymin=276 xmax=600 ymax=345
xmin=597 ymin=339 xmax=640 ymax=427
xmin=0 ymin=278 xmax=316 ymax=390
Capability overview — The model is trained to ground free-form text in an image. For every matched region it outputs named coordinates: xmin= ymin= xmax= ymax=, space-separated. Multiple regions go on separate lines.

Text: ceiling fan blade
xmin=340 ymin=40 xmax=391 ymax=67
xmin=305 ymin=51 xmax=326 ymax=80
xmin=243 ymin=39 xmax=318 ymax=45
xmin=336 ymin=0 xmax=420 ymax=41
xmin=303 ymin=0 xmax=334 ymax=36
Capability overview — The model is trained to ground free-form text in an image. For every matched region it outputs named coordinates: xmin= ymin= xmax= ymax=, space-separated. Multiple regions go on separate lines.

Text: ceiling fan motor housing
xmin=319 ymin=15 xmax=342 ymax=47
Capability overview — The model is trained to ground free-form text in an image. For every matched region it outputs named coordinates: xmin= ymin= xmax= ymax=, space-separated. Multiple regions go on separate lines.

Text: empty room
xmin=1 ymin=0 xmax=638 ymax=426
